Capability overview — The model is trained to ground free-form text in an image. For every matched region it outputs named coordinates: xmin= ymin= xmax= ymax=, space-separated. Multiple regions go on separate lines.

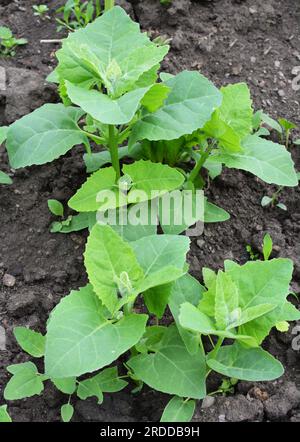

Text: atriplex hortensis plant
xmin=3 ymin=7 xmax=298 ymax=233
xmin=4 ymin=227 xmax=300 ymax=422
xmin=2 ymin=6 xmax=300 ymax=423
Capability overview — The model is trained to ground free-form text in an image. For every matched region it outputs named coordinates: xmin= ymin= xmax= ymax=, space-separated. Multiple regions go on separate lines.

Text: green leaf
xmin=0 ymin=126 xmax=8 ymax=144
xmin=207 ymin=342 xmax=284 ymax=381
xmin=204 ymin=200 xmax=230 ymax=223
xmin=214 ymin=272 xmax=239 ymax=330
xmin=0 ymin=171 xmax=12 ymax=185
xmin=13 ymin=327 xmax=45 ymax=358
xmin=260 ymin=112 xmax=282 ymax=133
xmin=0 ymin=405 xmax=12 ymax=423
xmin=48 ymin=199 xmax=64 ymax=217
xmin=161 ymin=396 xmax=195 ymax=422
xmin=91 ymin=367 xmax=128 ymax=393
xmin=84 ymin=224 xmax=144 ymax=312
xmin=129 ymin=70 xmax=222 ymax=146
xmin=61 ymin=404 xmax=74 ymax=423
xmin=278 ymin=118 xmax=297 ymax=131
xmin=68 ymin=167 xmax=117 ymax=212
xmin=4 ymin=362 xmax=44 ymax=400
xmin=6 ymin=104 xmax=88 ymax=168
xmin=0 ymin=26 xmax=12 ymax=39
xmin=111 ymin=203 xmax=157 ymax=241
xmin=51 ymin=212 xmax=96 ymax=234
xmin=219 ymin=83 xmax=253 ymax=139
xmin=263 ymin=233 xmax=273 ymax=261
xmin=45 ymin=285 xmax=148 ymax=378
xmin=56 ymin=7 xmax=168 ymax=95
xmin=169 ymin=274 xmax=204 ymax=354
xmin=212 ymin=135 xmax=298 ymax=186
xmin=66 ymin=81 xmax=150 ymax=125
xmin=77 ymin=379 xmax=104 ymax=404
xmin=144 ymin=283 xmax=172 ymax=318
xmin=83 ymin=146 xmax=129 ymax=173
xmin=123 ymin=160 xmax=185 ymax=204
xmin=141 ymin=83 xmax=170 ymax=112
xmin=261 ymin=196 xmax=272 ymax=207
xmin=52 ymin=378 xmax=77 ymax=394
xmin=127 ymin=326 xmax=206 ymax=399
xmin=133 ymin=266 xmax=186 ymax=298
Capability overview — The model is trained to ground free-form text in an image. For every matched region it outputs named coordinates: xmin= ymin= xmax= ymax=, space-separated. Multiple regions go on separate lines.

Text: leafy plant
xmin=33 ymin=4 xmax=50 ymax=19
xmin=0 ymin=26 xmax=27 ymax=57
xmin=261 ymin=187 xmax=287 ymax=211
xmin=0 ymin=127 xmax=12 ymax=184
xmin=55 ymin=0 xmax=102 ymax=32
xmin=0 ymin=405 xmax=12 ymax=422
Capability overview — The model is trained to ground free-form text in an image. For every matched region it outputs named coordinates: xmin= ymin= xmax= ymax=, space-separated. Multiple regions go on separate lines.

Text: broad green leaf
xmin=141 ymin=83 xmax=170 ymax=112
xmin=204 ymin=200 xmax=230 ymax=223
xmin=4 ymin=362 xmax=44 ymax=400
xmin=0 ymin=126 xmax=8 ymax=144
xmin=161 ymin=396 xmax=195 ymax=422
xmin=77 ymin=378 xmax=104 ymax=404
xmin=144 ymin=283 xmax=172 ymax=318
xmin=52 ymin=378 xmax=77 ymax=394
xmin=84 ymin=224 xmax=144 ymax=312
xmin=6 ymin=104 xmax=88 ymax=168
xmin=129 ymin=71 xmax=222 ymax=146
xmin=204 ymin=110 xmax=242 ymax=152
xmin=61 ymin=404 xmax=74 ymax=423
xmin=45 ymin=285 xmax=148 ymax=378
xmin=132 ymin=266 xmax=186 ymax=298
xmin=227 ymin=304 xmax=276 ymax=329
xmin=212 ymin=135 xmax=298 ymax=186
xmin=123 ymin=160 xmax=185 ymax=204
xmin=13 ymin=327 xmax=45 ymax=358
xmin=204 ymin=159 xmax=222 ymax=179
xmin=169 ymin=274 xmax=204 ymax=354
xmin=7 ymin=361 xmax=37 ymax=375
xmin=135 ymin=326 xmax=167 ymax=354
xmin=214 ymin=272 xmax=239 ymax=330
xmin=66 ymin=81 xmax=150 ymax=125
xmin=0 ymin=171 xmax=12 ymax=185
xmin=56 ymin=7 xmax=168 ymax=95
xmin=92 ymin=367 xmax=128 ymax=393
xmin=127 ymin=326 xmax=206 ymax=399
xmin=207 ymin=343 xmax=284 ymax=381
xmin=111 ymin=203 xmax=157 ymax=241
xmin=219 ymin=83 xmax=253 ymax=139
xmin=48 ymin=199 xmax=64 ymax=217
xmin=179 ymin=303 xmax=257 ymax=346
xmin=68 ymin=167 xmax=117 ymax=212
xmin=0 ymin=405 xmax=12 ymax=423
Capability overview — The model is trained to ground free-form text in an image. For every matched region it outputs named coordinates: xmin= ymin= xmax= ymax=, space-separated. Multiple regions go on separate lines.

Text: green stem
xmin=108 ymin=125 xmax=121 ymax=180
xmin=209 ymin=337 xmax=223 ymax=359
xmin=188 ymin=142 xmax=215 ymax=184
xmin=104 ymin=0 xmax=114 ymax=10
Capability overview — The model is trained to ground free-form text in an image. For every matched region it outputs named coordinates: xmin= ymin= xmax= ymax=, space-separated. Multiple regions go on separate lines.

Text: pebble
xmin=278 ymin=89 xmax=285 ymax=97
xmin=201 ymin=396 xmax=215 ymax=408
xmin=3 ymin=273 xmax=16 ymax=287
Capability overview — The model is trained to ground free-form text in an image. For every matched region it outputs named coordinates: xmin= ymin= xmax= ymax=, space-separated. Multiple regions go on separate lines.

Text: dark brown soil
xmin=0 ymin=0 xmax=300 ymax=422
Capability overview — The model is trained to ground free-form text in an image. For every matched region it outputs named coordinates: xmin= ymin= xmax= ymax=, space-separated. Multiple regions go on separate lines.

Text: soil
xmin=0 ymin=0 xmax=300 ymax=423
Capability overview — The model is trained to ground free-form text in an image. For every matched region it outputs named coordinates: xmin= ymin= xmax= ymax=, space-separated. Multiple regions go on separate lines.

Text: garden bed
xmin=0 ymin=0 xmax=300 ymax=422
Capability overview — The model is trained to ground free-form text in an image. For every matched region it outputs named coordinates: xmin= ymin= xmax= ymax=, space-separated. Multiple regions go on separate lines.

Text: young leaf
xmin=212 ymin=135 xmax=298 ymax=187
xmin=0 ymin=405 xmax=12 ymax=422
xmin=92 ymin=366 xmax=128 ymax=393
xmin=127 ymin=326 xmax=206 ymax=399
xmin=263 ymin=233 xmax=273 ymax=261
xmin=214 ymin=272 xmax=239 ymax=330
xmin=141 ymin=83 xmax=170 ymax=113
xmin=45 ymin=285 xmax=148 ymax=378
xmin=278 ymin=118 xmax=297 ymax=131
xmin=0 ymin=171 xmax=12 ymax=185
xmin=261 ymin=196 xmax=272 ymax=207
xmin=77 ymin=378 xmax=104 ymax=404
xmin=169 ymin=274 xmax=204 ymax=354
xmin=66 ymin=81 xmax=151 ymax=125
xmin=48 ymin=199 xmax=64 ymax=217
xmin=13 ymin=327 xmax=45 ymax=358
xmin=84 ymin=224 xmax=144 ymax=312
xmin=207 ymin=342 xmax=284 ymax=381
xmin=260 ymin=112 xmax=282 ymax=134
xmin=52 ymin=378 xmax=77 ymax=394
xmin=144 ymin=283 xmax=173 ymax=318
xmin=61 ymin=404 xmax=74 ymax=423
xmin=129 ymin=71 xmax=222 ymax=147
xmin=0 ymin=126 xmax=8 ymax=144
xmin=4 ymin=362 xmax=44 ymax=400
xmin=6 ymin=104 xmax=88 ymax=168
xmin=161 ymin=396 xmax=195 ymax=422
xmin=204 ymin=200 xmax=230 ymax=223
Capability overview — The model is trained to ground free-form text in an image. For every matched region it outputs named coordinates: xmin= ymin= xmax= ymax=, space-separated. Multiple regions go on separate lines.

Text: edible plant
xmin=261 ymin=186 xmax=287 ymax=211
xmin=55 ymin=0 xmax=102 ymax=32
xmin=0 ymin=26 xmax=27 ymax=57
xmin=4 ymin=225 xmax=299 ymax=422
xmin=32 ymin=4 xmax=50 ymax=19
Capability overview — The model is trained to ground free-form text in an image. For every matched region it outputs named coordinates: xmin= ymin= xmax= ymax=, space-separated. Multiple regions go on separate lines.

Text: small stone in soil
xmin=3 ymin=273 xmax=16 ymax=287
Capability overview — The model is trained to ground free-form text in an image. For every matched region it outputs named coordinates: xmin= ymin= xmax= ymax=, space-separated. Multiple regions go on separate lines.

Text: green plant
xmin=246 ymin=244 xmax=259 ymax=261
xmin=0 ymin=26 xmax=27 ymax=57
xmin=0 ymin=405 xmax=12 ymax=422
xmin=33 ymin=4 xmax=50 ymax=18
xmin=255 ymin=111 xmax=298 ymax=149
xmin=55 ymin=0 xmax=102 ymax=32
xmin=0 ymin=127 xmax=12 ymax=184
xmin=261 ymin=187 xmax=287 ymax=211
xmin=4 ymin=233 xmax=299 ymax=421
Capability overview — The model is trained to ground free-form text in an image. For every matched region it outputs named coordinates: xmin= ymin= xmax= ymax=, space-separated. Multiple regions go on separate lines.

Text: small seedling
xmin=55 ymin=0 xmax=102 ymax=32
xmin=0 ymin=26 xmax=27 ymax=57
xmin=33 ymin=5 xmax=50 ymax=19
xmin=209 ymin=378 xmax=238 ymax=396
xmin=262 ymin=233 xmax=273 ymax=261
xmin=261 ymin=187 xmax=287 ymax=211
xmin=258 ymin=112 xmax=298 ymax=148
xmin=47 ymin=199 xmax=64 ymax=217
xmin=246 ymin=244 xmax=259 ymax=261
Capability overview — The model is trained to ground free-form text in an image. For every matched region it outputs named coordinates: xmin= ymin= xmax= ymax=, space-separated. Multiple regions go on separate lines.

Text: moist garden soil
xmin=0 ymin=0 xmax=300 ymax=422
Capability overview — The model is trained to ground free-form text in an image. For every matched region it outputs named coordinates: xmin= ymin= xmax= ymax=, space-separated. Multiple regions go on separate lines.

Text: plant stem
xmin=188 ymin=142 xmax=215 ymax=184
xmin=108 ymin=125 xmax=121 ymax=180
xmin=104 ymin=0 xmax=115 ymax=10
xmin=209 ymin=337 xmax=223 ymax=359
